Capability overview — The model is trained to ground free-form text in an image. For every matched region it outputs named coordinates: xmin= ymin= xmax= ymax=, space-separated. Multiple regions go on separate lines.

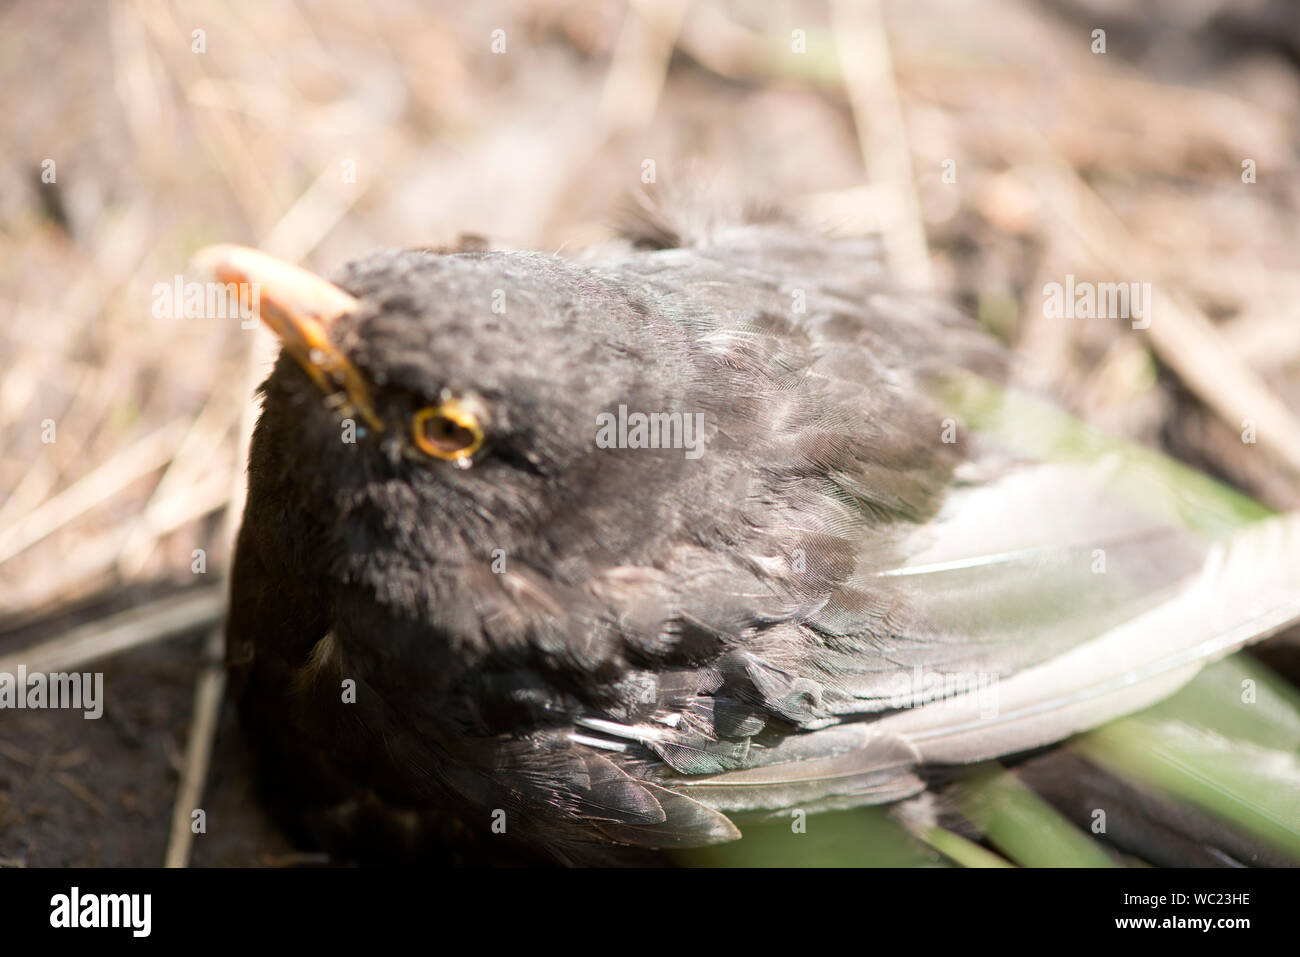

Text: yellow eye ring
xmin=412 ymin=399 xmax=484 ymax=462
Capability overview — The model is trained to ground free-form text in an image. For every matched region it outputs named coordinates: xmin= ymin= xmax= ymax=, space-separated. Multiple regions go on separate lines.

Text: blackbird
xmin=199 ymin=209 xmax=1300 ymax=865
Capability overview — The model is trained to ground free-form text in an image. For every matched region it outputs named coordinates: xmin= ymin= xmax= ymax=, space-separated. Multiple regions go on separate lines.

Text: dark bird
xmin=198 ymin=210 xmax=1300 ymax=865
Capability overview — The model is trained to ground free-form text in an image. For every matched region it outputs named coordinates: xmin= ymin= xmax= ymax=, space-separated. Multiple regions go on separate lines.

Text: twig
xmin=0 ymin=741 xmax=36 ymax=767
xmin=162 ymin=334 xmax=272 ymax=868
xmin=0 ymin=470 xmax=230 ymax=614
xmin=0 ymin=421 xmax=187 ymax=567
xmin=53 ymin=771 xmax=109 ymax=816
xmin=1027 ymin=132 xmax=1300 ymax=480
xmin=0 ymin=587 xmax=226 ymax=676
xmin=832 ymin=0 xmax=932 ymax=289
xmin=163 ymin=625 xmax=226 ymax=867
xmin=599 ymin=0 xmax=689 ymax=131
xmin=117 ymin=393 xmax=237 ymax=577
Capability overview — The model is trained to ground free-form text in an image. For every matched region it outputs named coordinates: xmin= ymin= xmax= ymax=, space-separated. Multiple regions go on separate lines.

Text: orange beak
xmin=191 ymin=245 xmax=383 ymax=431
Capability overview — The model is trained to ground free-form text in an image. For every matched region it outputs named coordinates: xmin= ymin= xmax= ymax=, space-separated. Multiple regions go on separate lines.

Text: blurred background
xmin=1 ymin=0 xmax=1298 ymax=866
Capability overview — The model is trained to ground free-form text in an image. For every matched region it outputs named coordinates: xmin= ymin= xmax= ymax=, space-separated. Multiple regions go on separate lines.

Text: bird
xmin=197 ymin=205 xmax=1300 ymax=866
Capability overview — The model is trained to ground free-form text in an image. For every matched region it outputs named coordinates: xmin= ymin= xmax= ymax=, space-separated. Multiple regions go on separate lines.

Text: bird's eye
xmin=411 ymin=400 xmax=484 ymax=462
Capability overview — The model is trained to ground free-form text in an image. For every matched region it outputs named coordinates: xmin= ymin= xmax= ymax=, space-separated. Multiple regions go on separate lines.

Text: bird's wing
xmin=560 ymin=378 xmax=1294 ymax=841
xmin=659 ymin=504 xmax=1300 ymax=820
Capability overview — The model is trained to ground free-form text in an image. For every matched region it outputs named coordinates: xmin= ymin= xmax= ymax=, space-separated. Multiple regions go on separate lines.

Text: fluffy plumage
xmin=226 ymin=218 xmax=1300 ymax=864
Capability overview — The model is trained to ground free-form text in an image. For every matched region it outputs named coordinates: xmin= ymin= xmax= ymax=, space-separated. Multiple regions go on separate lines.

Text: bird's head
xmin=196 ymin=245 xmax=728 ymax=638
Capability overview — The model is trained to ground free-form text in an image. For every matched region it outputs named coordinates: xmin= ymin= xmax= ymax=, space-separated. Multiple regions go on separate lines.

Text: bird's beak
xmin=192 ymin=244 xmax=383 ymax=431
